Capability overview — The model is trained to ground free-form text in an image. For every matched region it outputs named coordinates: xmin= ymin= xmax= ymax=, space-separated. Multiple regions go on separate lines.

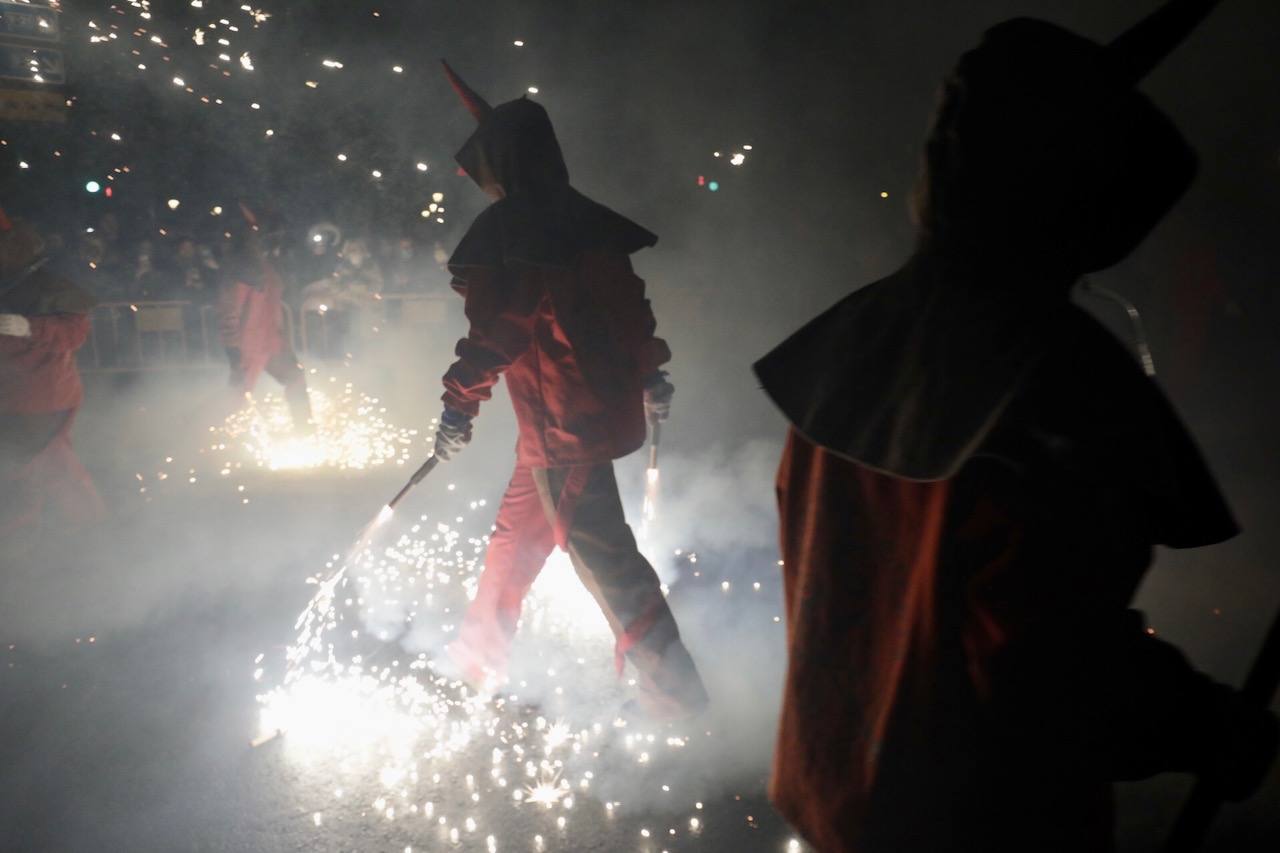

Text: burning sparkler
xmin=639 ymin=421 xmax=662 ymax=540
xmin=251 ymin=474 xmax=798 ymax=851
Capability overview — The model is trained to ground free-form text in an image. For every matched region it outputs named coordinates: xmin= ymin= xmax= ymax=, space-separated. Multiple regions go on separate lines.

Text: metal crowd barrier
xmin=80 ymin=301 xmax=218 ymax=373
xmin=80 ymin=294 xmax=446 ymax=372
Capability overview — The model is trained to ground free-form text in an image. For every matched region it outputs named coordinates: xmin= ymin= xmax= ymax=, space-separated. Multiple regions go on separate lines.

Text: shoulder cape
xmin=753 ymin=255 xmax=1235 ymax=549
xmin=448 ymin=188 xmax=657 ymax=276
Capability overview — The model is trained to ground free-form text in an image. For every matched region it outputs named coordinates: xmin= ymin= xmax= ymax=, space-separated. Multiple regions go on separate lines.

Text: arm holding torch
xmin=387 ymin=408 xmax=472 ymax=510
xmin=641 ymin=374 xmax=673 ymax=532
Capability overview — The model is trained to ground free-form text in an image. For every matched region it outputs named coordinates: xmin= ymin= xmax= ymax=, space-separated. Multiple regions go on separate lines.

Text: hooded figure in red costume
xmin=0 ymin=209 xmax=104 ymax=535
xmin=753 ymin=2 xmax=1277 ymax=850
xmin=217 ymin=205 xmax=312 ymax=431
xmin=433 ymin=62 xmax=708 ymax=719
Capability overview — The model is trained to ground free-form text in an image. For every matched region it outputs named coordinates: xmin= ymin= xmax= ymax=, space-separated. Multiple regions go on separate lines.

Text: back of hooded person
xmin=440 ymin=66 xmax=669 ymax=466
xmin=0 ymin=210 xmax=102 ymax=533
xmin=431 ymin=65 xmax=707 ymax=719
xmin=753 ymin=3 xmax=1277 ymax=851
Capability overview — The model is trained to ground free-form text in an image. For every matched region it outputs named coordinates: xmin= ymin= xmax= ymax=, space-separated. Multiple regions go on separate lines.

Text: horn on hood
xmin=442 ymin=60 xmax=493 ymax=122
xmin=1110 ymin=0 xmax=1223 ymax=83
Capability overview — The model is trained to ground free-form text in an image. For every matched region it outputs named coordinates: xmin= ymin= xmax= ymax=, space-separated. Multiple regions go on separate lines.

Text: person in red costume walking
xmin=217 ymin=205 xmax=312 ymax=432
xmin=432 ymin=62 xmax=707 ymax=720
xmin=0 ymin=208 xmax=104 ymax=535
xmin=754 ymin=3 xmax=1276 ymax=851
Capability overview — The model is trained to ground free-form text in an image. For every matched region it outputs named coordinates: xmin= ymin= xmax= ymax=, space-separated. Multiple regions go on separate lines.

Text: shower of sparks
xmin=133 ymin=373 xmax=422 ymax=511
xmin=251 ymin=476 xmax=794 ymax=850
xmin=640 ymin=466 xmax=660 ymax=540
xmin=223 ymin=380 xmax=418 ymax=472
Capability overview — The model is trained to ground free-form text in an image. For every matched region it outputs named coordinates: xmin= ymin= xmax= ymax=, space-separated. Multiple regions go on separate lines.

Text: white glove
xmin=0 ymin=314 xmax=31 ymax=338
xmin=644 ymin=374 xmax=674 ymax=423
xmin=433 ymin=408 xmax=473 ymax=461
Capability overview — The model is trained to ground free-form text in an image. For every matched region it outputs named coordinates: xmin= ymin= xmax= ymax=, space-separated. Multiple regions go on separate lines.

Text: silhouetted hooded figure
xmin=0 ymin=208 xmax=103 ymax=534
xmin=433 ymin=63 xmax=707 ymax=719
xmin=216 ymin=204 xmax=313 ymax=432
xmin=753 ymin=3 xmax=1278 ymax=851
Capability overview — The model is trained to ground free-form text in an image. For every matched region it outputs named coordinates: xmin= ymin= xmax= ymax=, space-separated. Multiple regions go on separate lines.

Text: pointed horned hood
xmin=441 ymin=61 xmax=656 ymax=271
xmin=753 ymin=1 xmax=1235 ymax=548
xmin=912 ymin=1 xmax=1221 ymax=274
xmin=442 ymin=60 xmax=568 ymax=199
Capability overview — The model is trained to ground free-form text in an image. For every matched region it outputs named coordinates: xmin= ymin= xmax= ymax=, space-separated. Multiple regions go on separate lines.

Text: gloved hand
xmin=643 ymin=372 xmax=674 ymax=424
xmin=433 ymin=407 xmax=473 ymax=461
xmin=0 ymin=314 xmax=31 ymax=338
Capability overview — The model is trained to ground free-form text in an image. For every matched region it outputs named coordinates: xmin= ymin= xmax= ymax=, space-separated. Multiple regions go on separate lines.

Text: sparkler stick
xmin=388 ymin=453 xmax=440 ymax=511
xmin=1165 ymin=603 xmax=1280 ymax=852
xmin=640 ymin=421 xmax=661 ymax=536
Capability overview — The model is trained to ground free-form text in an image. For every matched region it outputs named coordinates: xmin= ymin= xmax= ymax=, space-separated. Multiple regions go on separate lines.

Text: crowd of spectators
xmin=44 ymin=213 xmax=453 ymax=311
xmin=30 ymin=212 xmax=457 ymax=369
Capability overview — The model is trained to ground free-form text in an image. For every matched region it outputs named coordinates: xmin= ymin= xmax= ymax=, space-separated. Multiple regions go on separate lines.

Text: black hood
xmin=442 ymin=63 xmax=656 ymax=271
xmin=456 ymin=97 xmax=570 ymax=199
xmin=754 ymin=2 xmax=1236 ymax=548
xmin=913 ymin=16 xmax=1197 ymax=275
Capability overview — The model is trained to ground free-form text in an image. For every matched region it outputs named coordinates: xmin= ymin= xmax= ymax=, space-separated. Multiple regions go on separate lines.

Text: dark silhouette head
xmin=443 ymin=61 xmax=569 ymax=201
xmin=913 ymin=2 xmax=1221 ymax=276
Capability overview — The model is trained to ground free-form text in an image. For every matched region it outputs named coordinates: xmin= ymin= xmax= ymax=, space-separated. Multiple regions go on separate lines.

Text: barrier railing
xmin=80 ymin=293 xmax=445 ymax=372
xmin=81 ymin=301 xmax=218 ymax=373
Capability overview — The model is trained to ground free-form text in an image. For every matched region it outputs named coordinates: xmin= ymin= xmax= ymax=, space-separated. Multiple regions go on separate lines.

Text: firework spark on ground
xmin=133 ymin=372 xmax=424 ymax=506
xmin=252 ymin=484 xmax=803 ymax=851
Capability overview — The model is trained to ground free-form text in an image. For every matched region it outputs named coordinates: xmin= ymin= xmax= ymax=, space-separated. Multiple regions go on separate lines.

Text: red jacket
xmin=772 ymin=430 xmax=1124 ymax=853
xmin=218 ymin=260 xmax=287 ymax=391
xmin=0 ymin=265 xmax=102 ymax=532
xmin=442 ymin=249 xmax=669 ymax=467
xmin=0 ymin=313 xmax=89 ymax=414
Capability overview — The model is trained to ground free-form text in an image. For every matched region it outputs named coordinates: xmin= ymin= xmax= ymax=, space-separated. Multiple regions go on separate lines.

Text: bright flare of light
xmin=223 ymin=386 xmax=418 ymax=472
xmin=639 ymin=466 xmax=660 ymax=540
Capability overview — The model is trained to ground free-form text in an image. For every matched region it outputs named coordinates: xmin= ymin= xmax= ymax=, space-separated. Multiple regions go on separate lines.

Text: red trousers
xmin=0 ymin=410 xmax=104 ymax=536
xmin=454 ymin=462 xmax=707 ymax=716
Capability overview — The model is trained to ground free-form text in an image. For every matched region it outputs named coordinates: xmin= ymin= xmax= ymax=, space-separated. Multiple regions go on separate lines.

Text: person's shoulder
xmin=564 ymin=190 xmax=658 ymax=256
xmin=27 ymin=266 xmax=98 ymax=314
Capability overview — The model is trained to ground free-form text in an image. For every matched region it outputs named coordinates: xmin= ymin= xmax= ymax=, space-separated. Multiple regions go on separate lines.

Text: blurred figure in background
xmin=293 ymin=221 xmax=341 ymax=292
xmin=299 ymin=237 xmax=382 ymax=360
xmin=217 ymin=206 xmax=312 ymax=432
xmin=0 ymin=208 xmax=104 ymax=536
xmin=170 ymin=235 xmax=219 ymax=305
xmin=431 ymin=63 xmax=707 ymax=720
xmin=755 ymin=4 xmax=1277 ymax=852
xmin=383 ymin=235 xmax=422 ymax=293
